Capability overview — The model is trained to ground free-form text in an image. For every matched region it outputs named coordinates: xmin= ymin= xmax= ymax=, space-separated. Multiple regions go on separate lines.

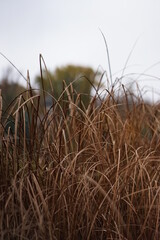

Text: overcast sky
xmin=0 ymin=0 xmax=160 ymax=100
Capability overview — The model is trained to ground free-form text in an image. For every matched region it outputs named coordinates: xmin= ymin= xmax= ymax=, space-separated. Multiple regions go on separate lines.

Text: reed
xmin=0 ymin=66 xmax=160 ymax=240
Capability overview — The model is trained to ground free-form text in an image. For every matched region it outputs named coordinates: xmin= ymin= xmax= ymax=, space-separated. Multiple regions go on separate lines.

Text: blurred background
xmin=0 ymin=0 xmax=160 ymax=102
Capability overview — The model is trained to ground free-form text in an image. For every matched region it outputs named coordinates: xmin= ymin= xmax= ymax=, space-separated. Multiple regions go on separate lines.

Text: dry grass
xmin=0 ymin=69 xmax=160 ymax=240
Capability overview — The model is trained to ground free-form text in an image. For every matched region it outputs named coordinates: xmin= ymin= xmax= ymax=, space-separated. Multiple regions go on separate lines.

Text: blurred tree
xmin=0 ymin=68 xmax=27 ymax=135
xmin=35 ymin=65 xmax=98 ymax=107
xmin=0 ymin=73 xmax=26 ymax=112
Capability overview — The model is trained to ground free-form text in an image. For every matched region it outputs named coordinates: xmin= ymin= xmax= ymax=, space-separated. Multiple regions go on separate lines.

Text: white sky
xmin=0 ymin=0 xmax=160 ymax=100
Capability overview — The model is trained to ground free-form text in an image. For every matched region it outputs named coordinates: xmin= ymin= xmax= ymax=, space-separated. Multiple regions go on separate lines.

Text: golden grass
xmin=0 ymin=70 xmax=160 ymax=239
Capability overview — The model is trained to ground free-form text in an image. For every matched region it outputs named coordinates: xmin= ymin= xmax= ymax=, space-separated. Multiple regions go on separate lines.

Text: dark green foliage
xmin=36 ymin=64 xmax=98 ymax=107
xmin=0 ymin=77 xmax=26 ymax=112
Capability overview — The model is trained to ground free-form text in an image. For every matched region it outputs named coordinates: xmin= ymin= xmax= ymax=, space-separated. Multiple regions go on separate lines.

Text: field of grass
xmin=0 ymin=65 xmax=160 ymax=239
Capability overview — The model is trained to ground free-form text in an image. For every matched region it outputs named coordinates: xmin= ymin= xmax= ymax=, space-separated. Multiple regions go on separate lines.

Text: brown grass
xmin=0 ymin=68 xmax=160 ymax=240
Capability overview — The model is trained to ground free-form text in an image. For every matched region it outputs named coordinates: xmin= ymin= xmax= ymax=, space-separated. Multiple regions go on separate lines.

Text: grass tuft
xmin=0 ymin=66 xmax=160 ymax=240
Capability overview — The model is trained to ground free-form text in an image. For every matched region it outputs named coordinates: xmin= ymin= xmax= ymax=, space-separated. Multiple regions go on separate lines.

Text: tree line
xmin=0 ymin=65 xmax=99 ymax=112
